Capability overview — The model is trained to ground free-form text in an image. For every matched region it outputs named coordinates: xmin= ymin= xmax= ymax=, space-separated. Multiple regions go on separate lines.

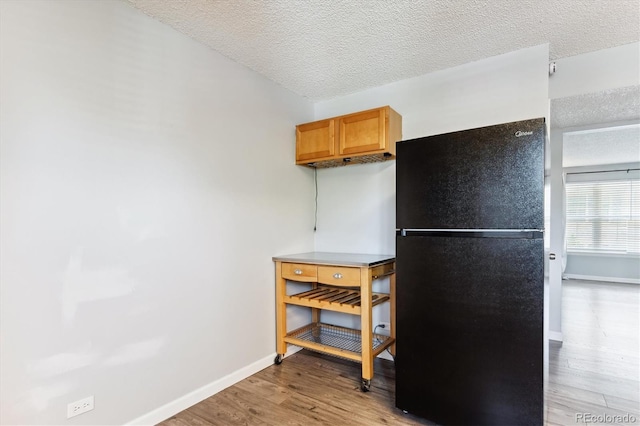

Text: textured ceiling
xmin=126 ymin=0 xmax=640 ymax=101
xmin=563 ymin=125 xmax=640 ymax=168
xmin=551 ymin=86 xmax=640 ymax=129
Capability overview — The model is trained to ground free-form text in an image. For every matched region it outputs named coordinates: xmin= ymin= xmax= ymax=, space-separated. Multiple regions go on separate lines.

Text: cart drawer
xmin=282 ymin=263 xmax=317 ymax=282
xmin=318 ymin=266 xmax=360 ymax=287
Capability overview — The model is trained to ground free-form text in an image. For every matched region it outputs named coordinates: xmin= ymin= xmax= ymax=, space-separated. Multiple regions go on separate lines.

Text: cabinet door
xmin=296 ymin=119 xmax=335 ymax=163
xmin=338 ymin=108 xmax=386 ymax=156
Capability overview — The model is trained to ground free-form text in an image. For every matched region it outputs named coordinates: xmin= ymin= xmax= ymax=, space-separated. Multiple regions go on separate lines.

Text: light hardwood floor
xmin=546 ymin=279 xmax=639 ymax=425
xmin=160 ymin=280 xmax=639 ymax=426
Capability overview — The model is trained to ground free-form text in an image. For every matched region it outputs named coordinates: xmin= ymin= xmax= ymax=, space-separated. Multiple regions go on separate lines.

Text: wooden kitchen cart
xmin=272 ymin=252 xmax=396 ymax=391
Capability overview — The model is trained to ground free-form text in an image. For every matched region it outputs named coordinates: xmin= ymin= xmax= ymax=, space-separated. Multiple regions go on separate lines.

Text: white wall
xmin=312 ymin=44 xmax=550 ymax=334
xmin=565 ymin=254 xmax=640 ymax=283
xmin=548 ymin=129 xmax=565 ymax=337
xmin=549 ymin=42 xmax=639 ymax=99
xmin=0 ymin=1 xmax=314 ymax=425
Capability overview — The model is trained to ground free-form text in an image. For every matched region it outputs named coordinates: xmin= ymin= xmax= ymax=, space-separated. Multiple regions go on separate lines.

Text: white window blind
xmin=566 ymin=178 xmax=639 ymax=254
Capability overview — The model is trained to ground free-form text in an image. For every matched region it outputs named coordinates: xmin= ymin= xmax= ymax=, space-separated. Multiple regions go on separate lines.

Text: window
xmin=566 ymin=178 xmax=639 ymax=254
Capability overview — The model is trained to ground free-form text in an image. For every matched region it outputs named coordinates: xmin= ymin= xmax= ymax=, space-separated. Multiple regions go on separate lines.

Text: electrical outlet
xmin=67 ymin=395 xmax=94 ymax=419
xmin=377 ymin=322 xmax=392 ymax=335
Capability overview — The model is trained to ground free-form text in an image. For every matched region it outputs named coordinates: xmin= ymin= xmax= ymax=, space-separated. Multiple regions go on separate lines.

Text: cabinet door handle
xmin=294 ymin=269 xmax=303 ymax=275
xmin=549 ymin=253 xmax=556 ymax=260
xmin=333 ymin=273 xmax=343 ymax=279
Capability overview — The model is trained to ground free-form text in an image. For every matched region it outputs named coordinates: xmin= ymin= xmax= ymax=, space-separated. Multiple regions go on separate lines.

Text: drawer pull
xmin=294 ymin=269 xmax=303 ymax=275
xmin=333 ymin=273 xmax=343 ymax=279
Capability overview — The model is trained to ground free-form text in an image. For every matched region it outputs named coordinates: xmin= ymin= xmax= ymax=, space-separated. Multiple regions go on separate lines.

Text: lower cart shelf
xmin=284 ymin=322 xmax=395 ymax=362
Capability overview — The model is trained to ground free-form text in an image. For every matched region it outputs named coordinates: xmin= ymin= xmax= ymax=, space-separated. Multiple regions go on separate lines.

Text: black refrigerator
xmin=395 ymin=118 xmax=545 ymax=425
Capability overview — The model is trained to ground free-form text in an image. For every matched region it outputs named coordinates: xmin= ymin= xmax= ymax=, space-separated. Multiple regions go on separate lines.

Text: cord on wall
xmin=374 ymin=324 xmax=395 ymax=361
xmin=314 ymin=166 xmax=318 ymax=231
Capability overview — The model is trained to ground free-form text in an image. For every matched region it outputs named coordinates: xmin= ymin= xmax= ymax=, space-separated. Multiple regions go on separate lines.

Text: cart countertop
xmin=272 ymin=252 xmax=395 ymax=267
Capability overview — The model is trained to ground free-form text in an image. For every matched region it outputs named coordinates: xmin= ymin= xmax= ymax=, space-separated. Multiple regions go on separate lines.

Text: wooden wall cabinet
xmin=295 ymin=106 xmax=402 ymax=168
xmin=295 ymin=118 xmax=335 ymax=163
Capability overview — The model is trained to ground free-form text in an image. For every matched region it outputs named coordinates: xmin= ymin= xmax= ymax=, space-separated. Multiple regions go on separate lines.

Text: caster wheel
xmin=274 ymin=354 xmax=283 ymax=365
xmin=360 ymin=379 xmax=371 ymax=392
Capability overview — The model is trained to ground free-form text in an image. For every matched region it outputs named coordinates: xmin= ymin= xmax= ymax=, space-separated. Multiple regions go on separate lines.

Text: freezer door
xmin=395 ymin=234 xmax=544 ymax=425
xmin=396 ymin=118 xmax=544 ymax=230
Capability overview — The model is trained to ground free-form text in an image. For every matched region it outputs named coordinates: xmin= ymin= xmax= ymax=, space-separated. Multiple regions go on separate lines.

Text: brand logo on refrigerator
xmin=515 ymin=131 xmax=533 ymax=137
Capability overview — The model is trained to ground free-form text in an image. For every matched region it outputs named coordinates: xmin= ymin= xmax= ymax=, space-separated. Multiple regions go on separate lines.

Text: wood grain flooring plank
xmin=546 ymin=382 xmax=608 ymax=407
xmin=158 ymin=412 xmax=215 ymax=426
xmin=565 ymin=356 xmax=639 ymax=380
xmin=233 ymin=375 xmax=291 ymax=405
xmin=550 ymin=359 xmax=639 ymax=401
xmin=547 ymin=398 xmax=636 ymax=426
xmin=226 ymin=384 xmax=342 ymax=426
xmin=185 ymin=391 xmax=270 ymax=426
xmin=603 ymin=394 xmax=640 ymax=416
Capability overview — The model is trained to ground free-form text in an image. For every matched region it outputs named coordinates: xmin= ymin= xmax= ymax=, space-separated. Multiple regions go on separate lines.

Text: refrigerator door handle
xmin=399 ymin=229 xmax=543 ymax=239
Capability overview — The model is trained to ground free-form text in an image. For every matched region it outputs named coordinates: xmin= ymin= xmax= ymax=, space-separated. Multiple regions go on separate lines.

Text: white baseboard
xmin=548 ymin=331 xmax=563 ymax=342
xmin=564 ymin=274 xmax=640 ymax=285
xmin=126 ymin=347 xmax=302 ymax=426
